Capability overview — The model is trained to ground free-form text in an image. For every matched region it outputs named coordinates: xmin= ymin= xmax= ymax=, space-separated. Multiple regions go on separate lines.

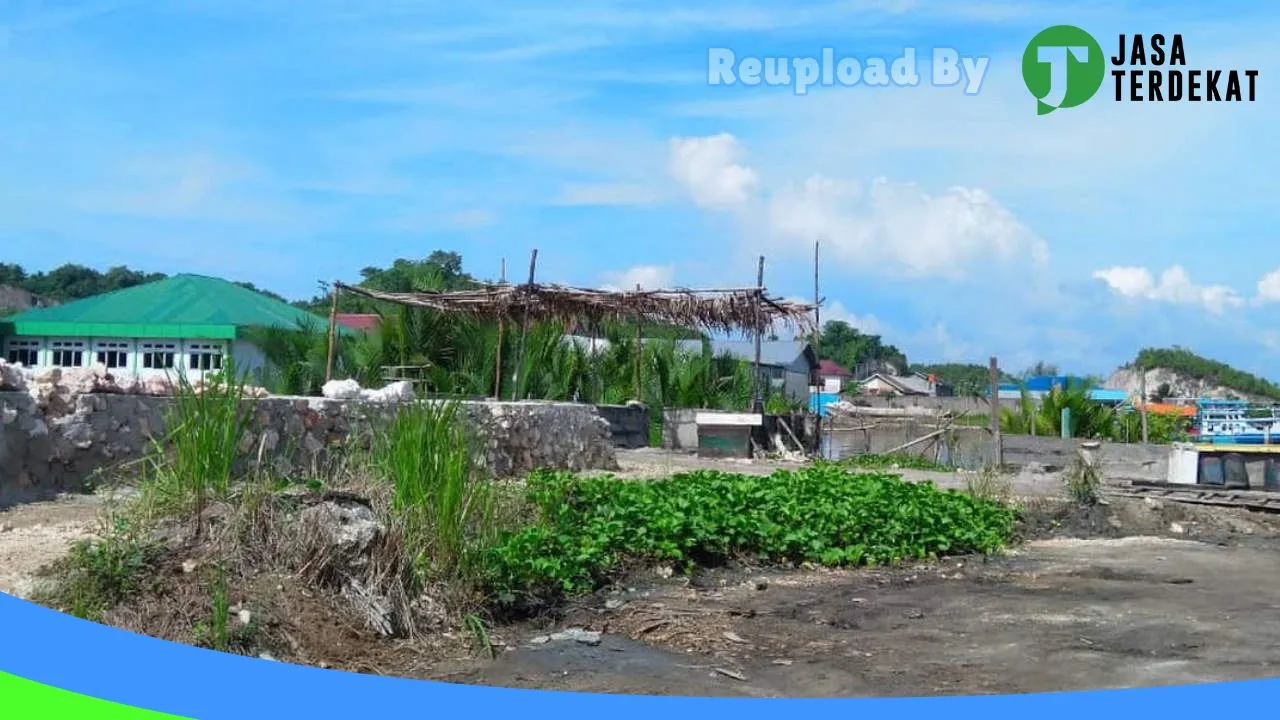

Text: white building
xmin=1 ymin=274 xmax=333 ymax=381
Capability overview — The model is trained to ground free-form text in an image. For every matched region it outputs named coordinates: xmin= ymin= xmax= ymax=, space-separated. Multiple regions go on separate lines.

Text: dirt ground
xmin=6 ymin=452 xmax=1280 ymax=697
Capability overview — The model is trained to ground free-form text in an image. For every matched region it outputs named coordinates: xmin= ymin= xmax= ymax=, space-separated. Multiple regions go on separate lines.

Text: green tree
xmin=818 ymin=320 xmax=907 ymax=375
xmin=911 ymin=363 xmax=1016 ymax=397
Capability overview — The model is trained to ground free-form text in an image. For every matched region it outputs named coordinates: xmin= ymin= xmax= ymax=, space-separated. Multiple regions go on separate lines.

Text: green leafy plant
xmin=838 ymin=453 xmax=955 ymax=472
xmin=483 ymin=466 xmax=1015 ymax=611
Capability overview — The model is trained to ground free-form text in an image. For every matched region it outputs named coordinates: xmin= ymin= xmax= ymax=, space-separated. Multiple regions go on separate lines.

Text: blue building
xmin=991 ymin=376 xmax=1130 ymax=406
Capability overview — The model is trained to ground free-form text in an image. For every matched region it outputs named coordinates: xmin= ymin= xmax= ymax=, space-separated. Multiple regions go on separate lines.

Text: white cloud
xmin=554 ymin=183 xmax=663 ymax=207
xmin=445 ymin=209 xmax=497 ymax=229
xmin=768 ymin=176 xmax=1047 ymax=278
xmin=1256 ymin=267 xmax=1280 ymax=304
xmin=668 ymin=133 xmax=1046 ymax=278
xmin=1093 ymin=265 xmax=1244 ymax=315
xmin=820 ymin=299 xmax=882 ymax=335
xmin=667 ymin=134 xmax=758 ymax=209
xmin=599 ymin=264 xmax=676 ymax=290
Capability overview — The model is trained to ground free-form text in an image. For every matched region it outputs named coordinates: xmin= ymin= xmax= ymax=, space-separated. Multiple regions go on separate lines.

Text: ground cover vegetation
xmin=32 ymin=368 xmax=1019 ymax=662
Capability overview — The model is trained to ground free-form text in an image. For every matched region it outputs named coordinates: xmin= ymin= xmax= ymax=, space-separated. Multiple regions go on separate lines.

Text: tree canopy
xmin=0 ymin=263 xmax=165 ymax=303
xmin=909 ymin=363 xmax=1016 ymax=397
xmin=818 ymin=320 xmax=907 ymax=376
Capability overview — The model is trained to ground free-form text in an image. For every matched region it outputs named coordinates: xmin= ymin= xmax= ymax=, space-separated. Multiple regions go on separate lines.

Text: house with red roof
xmin=335 ymin=313 xmax=381 ymax=334
xmin=816 ymin=359 xmax=853 ymax=393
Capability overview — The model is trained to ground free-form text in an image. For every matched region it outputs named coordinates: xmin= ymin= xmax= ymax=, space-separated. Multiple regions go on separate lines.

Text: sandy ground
xmin=0 ymin=492 xmax=103 ymax=599
xmin=452 ymin=530 xmax=1280 ymax=697
xmin=6 ymin=451 xmax=1280 ymax=697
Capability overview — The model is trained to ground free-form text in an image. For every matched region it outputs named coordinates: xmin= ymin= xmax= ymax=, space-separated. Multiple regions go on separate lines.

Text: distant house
xmin=816 ymin=359 xmax=854 ymax=393
xmin=860 ymin=371 xmax=951 ymax=397
xmin=676 ymin=339 xmax=819 ymax=405
xmin=335 ymin=313 xmax=381 ymax=334
xmin=0 ymin=274 xmax=338 ymax=380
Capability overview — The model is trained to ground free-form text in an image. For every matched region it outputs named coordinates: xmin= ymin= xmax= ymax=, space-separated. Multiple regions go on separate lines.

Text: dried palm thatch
xmin=334 ymin=282 xmax=816 ymax=334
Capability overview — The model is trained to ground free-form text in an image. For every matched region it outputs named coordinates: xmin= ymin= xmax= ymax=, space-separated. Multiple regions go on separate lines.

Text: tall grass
xmin=145 ymin=363 xmax=256 ymax=531
xmin=373 ymin=400 xmax=494 ymax=581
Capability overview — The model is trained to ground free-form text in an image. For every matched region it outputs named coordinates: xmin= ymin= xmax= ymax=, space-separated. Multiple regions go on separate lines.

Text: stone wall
xmin=841 ymin=395 xmax=1020 ymax=415
xmin=1 ymin=391 xmax=618 ymax=508
xmin=824 ymin=419 xmax=1169 ymax=481
xmin=594 ymin=404 xmax=651 ymax=449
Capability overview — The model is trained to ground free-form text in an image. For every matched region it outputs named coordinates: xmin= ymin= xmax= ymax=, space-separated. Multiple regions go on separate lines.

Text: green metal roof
xmin=1 ymin=274 xmax=333 ymax=340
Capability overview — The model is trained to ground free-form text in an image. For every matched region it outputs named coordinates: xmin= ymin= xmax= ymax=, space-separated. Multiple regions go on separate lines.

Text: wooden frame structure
xmin=323 ymin=251 xmax=817 ymax=403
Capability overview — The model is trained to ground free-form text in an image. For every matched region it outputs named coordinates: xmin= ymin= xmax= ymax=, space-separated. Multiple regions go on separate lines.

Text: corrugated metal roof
xmin=3 ymin=274 xmax=332 ymax=339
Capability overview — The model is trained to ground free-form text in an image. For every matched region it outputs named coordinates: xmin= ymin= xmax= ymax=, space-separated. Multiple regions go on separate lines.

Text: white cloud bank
xmin=1092 ymin=265 xmax=1245 ymax=315
xmin=599 ymin=263 xmax=676 ymax=290
xmin=666 ymin=133 xmax=1047 ymax=278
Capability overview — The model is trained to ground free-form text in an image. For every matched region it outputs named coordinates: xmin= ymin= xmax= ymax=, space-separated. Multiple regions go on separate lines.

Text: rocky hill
xmin=1105 ymin=366 xmax=1271 ymax=404
xmin=1107 ymin=347 xmax=1280 ymax=404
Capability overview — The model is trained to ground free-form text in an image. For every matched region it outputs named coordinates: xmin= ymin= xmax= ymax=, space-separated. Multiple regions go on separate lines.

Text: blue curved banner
xmin=0 ymin=592 xmax=1274 ymax=718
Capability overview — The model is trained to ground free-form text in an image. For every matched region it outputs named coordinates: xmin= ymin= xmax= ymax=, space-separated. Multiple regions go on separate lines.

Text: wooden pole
xmin=325 ymin=281 xmax=339 ymax=383
xmin=752 ymin=256 xmax=765 ymax=413
xmin=634 ymin=283 xmax=643 ymax=402
xmin=989 ymin=356 xmax=1003 ymax=467
xmin=493 ymin=258 xmax=506 ymax=400
xmin=1139 ymin=366 xmax=1149 ymax=444
xmin=510 ymin=249 xmax=537 ymax=401
xmin=813 ymin=240 xmax=822 ymax=456
xmin=591 ymin=320 xmax=601 ymax=403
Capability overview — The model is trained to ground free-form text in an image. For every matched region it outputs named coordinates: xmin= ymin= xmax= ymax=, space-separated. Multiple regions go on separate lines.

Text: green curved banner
xmin=0 ymin=671 xmax=191 ymax=718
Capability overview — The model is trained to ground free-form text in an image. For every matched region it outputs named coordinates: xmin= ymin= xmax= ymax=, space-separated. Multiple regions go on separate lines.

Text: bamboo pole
xmin=325 ymin=281 xmax=339 ymax=383
xmin=813 ymin=239 xmax=822 ymax=456
xmin=751 ymin=256 xmax=765 ymax=414
xmin=510 ymin=250 xmax=537 ymax=401
xmin=493 ymin=258 xmax=506 ymax=400
xmin=1139 ymin=365 xmax=1149 ymax=443
xmin=634 ymin=283 xmax=643 ymax=402
xmin=989 ymin=356 xmax=1003 ymax=467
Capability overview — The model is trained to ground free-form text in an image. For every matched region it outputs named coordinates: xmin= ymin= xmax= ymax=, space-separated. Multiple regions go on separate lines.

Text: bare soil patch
xmin=8 ymin=469 xmax=1280 ymax=698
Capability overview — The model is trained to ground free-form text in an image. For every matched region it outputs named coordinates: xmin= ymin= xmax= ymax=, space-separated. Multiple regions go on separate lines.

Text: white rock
xmin=321 ymin=379 xmax=363 ymax=400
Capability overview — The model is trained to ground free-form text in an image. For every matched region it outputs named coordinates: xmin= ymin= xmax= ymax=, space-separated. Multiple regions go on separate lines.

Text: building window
xmin=5 ymin=340 xmax=39 ymax=366
xmin=140 ymin=342 xmax=178 ymax=370
xmin=94 ymin=341 xmax=131 ymax=370
xmin=187 ymin=343 xmax=224 ymax=371
xmin=50 ymin=340 xmax=86 ymax=368
xmin=5 ymin=339 xmax=40 ymax=366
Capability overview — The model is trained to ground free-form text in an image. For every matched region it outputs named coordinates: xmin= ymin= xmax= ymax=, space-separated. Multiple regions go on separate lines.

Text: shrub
xmin=35 ymin=516 xmax=161 ymax=621
xmin=484 ymin=466 xmax=1015 ymax=609
xmin=1064 ymin=453 xmax=1102 ymax=505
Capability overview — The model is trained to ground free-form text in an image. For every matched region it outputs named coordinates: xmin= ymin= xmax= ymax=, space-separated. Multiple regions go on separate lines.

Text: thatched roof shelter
xmin=333 ymin=281 xmax=816 ymax=334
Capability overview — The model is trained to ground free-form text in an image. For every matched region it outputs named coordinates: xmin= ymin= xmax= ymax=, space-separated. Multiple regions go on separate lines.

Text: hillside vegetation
xmin=1130 ymin=347 xmax=1280 ymax=401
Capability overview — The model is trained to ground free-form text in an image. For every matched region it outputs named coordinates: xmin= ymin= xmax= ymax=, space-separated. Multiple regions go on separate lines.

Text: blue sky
xmin=2 ymin=0 xmax=1279 ymax=378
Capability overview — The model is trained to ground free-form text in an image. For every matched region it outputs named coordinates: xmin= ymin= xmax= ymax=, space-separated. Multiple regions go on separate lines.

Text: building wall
xmin=1 ymin=335 xmax=264 ymax=381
